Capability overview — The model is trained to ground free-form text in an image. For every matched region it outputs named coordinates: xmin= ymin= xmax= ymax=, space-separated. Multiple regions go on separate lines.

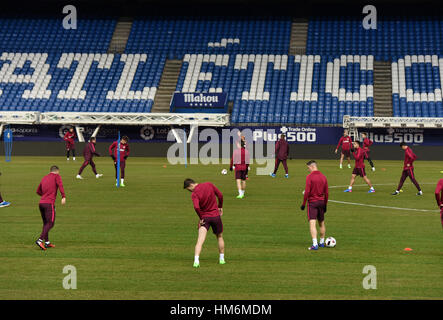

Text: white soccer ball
xmin=325 ymin=237 xmax=336 ymax=248
xmin=221 ymin=169 xmax=228 ymax=175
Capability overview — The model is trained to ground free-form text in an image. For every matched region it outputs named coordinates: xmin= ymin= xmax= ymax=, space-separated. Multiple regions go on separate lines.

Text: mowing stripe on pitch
xmin=329 ymin=182 xmax=436 ymax=189
xmin=329 ymin=199 xmax=437 ymax=212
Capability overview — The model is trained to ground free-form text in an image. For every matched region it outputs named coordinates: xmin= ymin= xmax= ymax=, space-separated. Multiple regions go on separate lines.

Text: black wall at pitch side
xmin=3 ymin=142 xmax=442 ymax=161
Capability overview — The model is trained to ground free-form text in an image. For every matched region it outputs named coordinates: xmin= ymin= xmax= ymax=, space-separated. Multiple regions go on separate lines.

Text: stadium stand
xmin=176 ymin=54 xmax=374 ymax=124
xmin=307 ymin=17 xmax=443 ymax=61
xmin=125 ymin=17 xmax=292 ymax=59
xmin=0 ymin=18 xmax=116 ymax=53
xmin=392 ymin=55 xmax=443 ymax=118
xmin=1 ymin=15 xmax=443 ymax=123
xmin=0 ymin=52 xmax=162 ymax=112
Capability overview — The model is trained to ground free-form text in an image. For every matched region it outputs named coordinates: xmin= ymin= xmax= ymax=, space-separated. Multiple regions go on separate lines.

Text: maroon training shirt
xmin=109 ymin=141 xmax=130 ymax=161
xmin=302 ymin=170 xmax=329 ymax=206
xmin=37 ymin=173 xmax=66 ymax=204
xmin=275 ymin=139 xmax=289 ymax=160
xmin=230 ymin=147 xmax=250 ymax=171
xmin=403 ymin=147 xmax=417 ymax=169
xmin=336 ymin=136 xmax=353 ymax=151
xmin=363 ymin=138 xmax=373 ymax=151
xmin=63 ymin=131 xmax=76 ymax=144
xmin=83 ymin=142 xmax=100 ymax=160
xmin=353 ymin=148 xmax=365 ymax=168
xmin=191 ymin=182 xmax=223 ymax=219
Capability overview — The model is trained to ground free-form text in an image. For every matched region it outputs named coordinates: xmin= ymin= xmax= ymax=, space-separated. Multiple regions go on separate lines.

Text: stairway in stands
xmin=373 ymin=61 xmax=393 ymax=117
xmin=289 ymin=18 xmax=308 ymax=55
xmin=108 ymin=17 xmax=133 ymax=53
xmin=151 ymin=60 xmax=182 ymax=113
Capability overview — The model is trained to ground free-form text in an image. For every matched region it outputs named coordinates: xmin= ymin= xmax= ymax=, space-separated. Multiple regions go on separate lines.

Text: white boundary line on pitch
xmin=328 ymin=182 xmax=436 ymax=189
xmin=329 ymin=200 xmax=438 ymax=212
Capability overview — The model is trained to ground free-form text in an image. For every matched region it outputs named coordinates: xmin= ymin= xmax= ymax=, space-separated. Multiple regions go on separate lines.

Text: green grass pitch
xmin=0 ymin=156 xmax=442 ymax=299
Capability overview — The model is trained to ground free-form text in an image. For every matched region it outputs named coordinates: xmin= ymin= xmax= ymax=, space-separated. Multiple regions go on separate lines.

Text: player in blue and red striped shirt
xmin=392 ymin=143 xmax=422 ymax=196
xmin=35 ymin=166 xmax=66 ymax=250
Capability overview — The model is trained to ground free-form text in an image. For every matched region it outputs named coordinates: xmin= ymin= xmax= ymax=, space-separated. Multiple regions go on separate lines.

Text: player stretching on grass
xmin=270 ymin=134 xmax=289 ymax=178
xmin=391 ymin=143 xmax=422 ymax=196
xmin=335 ymin=129 xmax=352 ymax=169
xmin=300 ymin=161 xmax=329 ymax=251
xmin=344 ymin=141 xmax=375 ymax=193
xmin=35 ymin=166 xmax=66 ymax=251
xmin=435 ymin=179 xmax=443 ymax=228
xmin=109 ymin=136 xmax=130 ymax=187
xmin=361 ymin=132 xmax=375 ymax=172
xmin=230 ymin=140 xmax=249 ymax=198
xmin=63 ymin=126 xmax=76 ymax=161
xmin=76 ymin=137 xmax=103 ymax=179
xmin=184 ymin=178 xmax=225 ymax=268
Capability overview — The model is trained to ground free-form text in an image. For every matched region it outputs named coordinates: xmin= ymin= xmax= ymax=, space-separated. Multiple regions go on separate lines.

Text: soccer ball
xmin=325 ymin=237 xmax=336 ymax=248
xmin=221 ymin=169 xmax=228 ymax=175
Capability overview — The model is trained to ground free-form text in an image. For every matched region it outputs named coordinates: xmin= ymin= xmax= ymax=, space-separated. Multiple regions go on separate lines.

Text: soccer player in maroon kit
xmin=434 ymin=179 xmax=443 ymax=228
xmin=344 ymin=141 xmax=375 ymax=193
xmin=109 ymin=136 xmax=130 ymax=187
xmin=230 ymin=140 xmax=250 ymax=198
xmin=270 ymin=134 xmax=289 ymax=178
xmin=391 ymin=143 xmax=422 ymax=196
xmin=361 ymin=132 xmax=375 ymax=171
xmin=63 ymin=127 xmax=76 ymax=161
xmin=300 ymin=161 xmax=329 ymax=251
xmin=76 ymin=137 xmax=103 ymax=179
xmin=184 ymin=178 xmax=225 ymax=268
xmin=335 ymin=129 xmax=353 ymax=169
xmin=35 ymin=166 xmax=66 ymax=250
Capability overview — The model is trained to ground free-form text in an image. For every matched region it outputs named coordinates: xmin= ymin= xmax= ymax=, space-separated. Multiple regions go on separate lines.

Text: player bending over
xmin=361 ymin=132 xmax=375 ymax=171
xmin=230 ymin=140 xmax=250 ymax=198
xmin=344 ymin=141 xmax=375 ymax=193
xmin=35 ymin=166 xmax=66 ymax=250
xmin=300 ymin=160 xmax=329 ymax=251
xmin=76 ymin=137 xmax=103 ymax=179
xmin=63 ymin=126 xmax=76 ymax=161
xmin=335 ymin=129 xmax=352 ymax=169
xmin=270 ymin=134 xmax=289 ymax=178
xmin=391 ymin=143 xmax=422 ymax=196
xmin=109 ymin=136 xmax=130 ymax=187
xmin=435 ymin=179 xmax=443 ymax=228
xmin=184 ymin=178 xmax=225 ymax=268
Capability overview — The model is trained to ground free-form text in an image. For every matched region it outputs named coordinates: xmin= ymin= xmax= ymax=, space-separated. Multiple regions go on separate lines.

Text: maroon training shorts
xmin=342 ymin=149 xmax=351 ymax=157
xmin=201 ymin=215 xmax=223 ymax=235
xmin=65 ymin=142 xmax=75 ymax=150
xmin=352 ymin=167 xmax=366 ymax=177
xmin=235 ymin=170 xmax=247 ymax=180
xmin=307 ymin=200 xmax=326 ymax=222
